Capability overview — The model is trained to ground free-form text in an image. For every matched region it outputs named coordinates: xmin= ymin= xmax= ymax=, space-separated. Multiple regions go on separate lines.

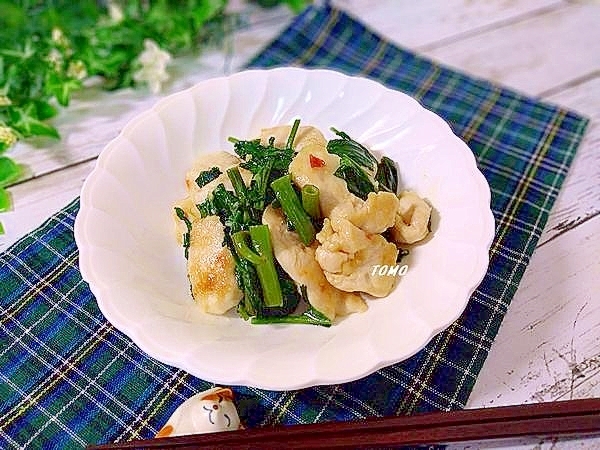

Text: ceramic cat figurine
xmin=155 ymin=387 xmax=242 ymax=438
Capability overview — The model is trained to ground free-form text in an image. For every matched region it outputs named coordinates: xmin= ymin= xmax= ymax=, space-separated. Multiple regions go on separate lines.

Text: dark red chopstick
xmin=87 ymin=398 xmax=600 ymax=449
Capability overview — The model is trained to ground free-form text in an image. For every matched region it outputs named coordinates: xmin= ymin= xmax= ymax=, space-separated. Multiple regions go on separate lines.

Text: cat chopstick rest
xmin=155 ymin=387 xmax=242 ymax=438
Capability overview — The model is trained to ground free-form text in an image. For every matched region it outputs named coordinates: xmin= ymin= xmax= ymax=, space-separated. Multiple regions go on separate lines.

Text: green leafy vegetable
xmin=234 ymin=259 xmax=261 ymax=318
xmin=333 ymin=163 xmax=377 ymax=200
xmin=250 ymin=286 xmax=331 ymax=327
xmin=271 ymin=174 xmax=316 ymax=245
xmin=286 ymin=118 xmax=301 ymax=149
xmin=301 ymin=184 xmax=320 ymax=219
xmin=250 ymin=307 xmax=331 ymax=326
xmin=327 ymin=127 xmax=378 ymax=173
xmin=262 ymin=269 xmax=301 ymax=317
xmin=191 ymin=121 xmax=331 ymax=325
xmin=230 ymin=138 xmax=293 ymax=175
xmin=232 ymin=225 xmax=283 ymax=308
xmin=195 ymin=166 xmax=222 ymax=188
xmin=375 ymin=156 xmax=399 ymax=194
xmin=327 ymin=127 xmax=379 ymax=199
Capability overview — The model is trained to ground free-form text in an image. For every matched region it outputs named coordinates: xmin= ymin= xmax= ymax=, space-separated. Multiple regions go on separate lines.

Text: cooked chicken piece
xmin=288 ymin=142 xmax=353 ymax=217
xmin=185 ymin=151 xmax=252 ymax=207
xmin=262 ymin=206 xmax=366 ymax=321
xmin=390 ymin=190 xmax=432 ymax=245
xmin=174 ymin=151 xmax=251 ymax=243
xmin=174 ymin=152 xmax=251 ymax=314
xmin=187 ymin=215 xmax=243 ymax=315
xmin=329 ymin=191 xmax=400 ymax=234
xmin=315 ymin=216 xmax=399 ymax=297
xmin=260 ymin=125 xmax=328 ymax=152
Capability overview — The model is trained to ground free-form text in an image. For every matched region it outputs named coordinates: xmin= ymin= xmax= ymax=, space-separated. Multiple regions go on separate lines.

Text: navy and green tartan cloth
xmin=0 ymin=4 xmax=589 ymax=448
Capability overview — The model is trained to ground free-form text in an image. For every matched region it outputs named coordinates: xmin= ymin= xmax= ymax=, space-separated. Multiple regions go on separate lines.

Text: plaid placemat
xmin=0 ymin=3 xmax=589 ymax=449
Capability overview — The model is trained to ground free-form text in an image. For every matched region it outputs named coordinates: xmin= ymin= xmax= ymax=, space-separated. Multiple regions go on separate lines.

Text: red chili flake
xmin=309 ymin=154 xmax=326 ymax=168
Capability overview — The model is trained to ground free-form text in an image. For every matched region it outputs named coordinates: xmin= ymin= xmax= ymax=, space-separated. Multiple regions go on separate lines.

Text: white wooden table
xmin=2 ymin=1 xmax=599 ymax=448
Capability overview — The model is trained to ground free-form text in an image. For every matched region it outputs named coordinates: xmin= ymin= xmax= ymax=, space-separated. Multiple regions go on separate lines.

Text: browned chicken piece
xmin=262 ymin=205 xmax=367 ymax=321
xmin=187 ymin=215 xmax=243 ymax=314
xmin=173 ymin=151 xmax=250 ymax=314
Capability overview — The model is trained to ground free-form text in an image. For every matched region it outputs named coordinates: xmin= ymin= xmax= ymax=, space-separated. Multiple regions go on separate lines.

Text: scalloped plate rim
xmin=75 ymin=67 xmax=495 ymax=390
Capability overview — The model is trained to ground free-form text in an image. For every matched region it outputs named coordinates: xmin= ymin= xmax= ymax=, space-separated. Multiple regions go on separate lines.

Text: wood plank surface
xmin=422 ymin=2 xmax=600 ymax=96
xmin=540 ymin=77 xmax=600 ymax=246
xmin=334 ymin=0 xmax=565 ymax=50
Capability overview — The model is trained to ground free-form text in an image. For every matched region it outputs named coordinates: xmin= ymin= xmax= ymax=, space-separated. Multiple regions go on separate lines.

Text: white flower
xmin=51 ymin=27 xmax=63 ymax=43
xmin=107 ymin=1 xmax=124 ymax=24
xmin=47 ymin=48 xmax=63 ymax=71
xmin=67 ymin=60 xmax=88 ymax=80
xmin=51 ymin=27 xmax=70 ymax=47
xmin=0 ymin=125 xmax=18 ymax=148
xmin=133 ymin=39 xmax=172 ymax=94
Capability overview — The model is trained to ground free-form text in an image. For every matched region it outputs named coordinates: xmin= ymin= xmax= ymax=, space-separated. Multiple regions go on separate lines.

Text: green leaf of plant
xmin=284 ymin=0 xmax=308 ymax=13
xmin=190 ymin=0 xmax=227 ymax=27
xmin=45 ymin=71 xmax=82 ymax=107
xmin=8 ymin=106 xmax=60 ymax=139
xmin=0 ymin=156 xmax=23 ymax=187
xmin=34 ymin=100 xmax=58 ymax=120
xmin=0 ymin=2 xmax=27 ymax=30
xmin=0 ymin=139 xmax=14 ymax=154
xmin=0 ymin=186 xmax=11 ymax=212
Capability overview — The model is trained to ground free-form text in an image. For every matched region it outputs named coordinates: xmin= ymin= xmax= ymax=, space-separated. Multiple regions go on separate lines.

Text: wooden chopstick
xmin=87 ymin=398 xmax=600 ymax=449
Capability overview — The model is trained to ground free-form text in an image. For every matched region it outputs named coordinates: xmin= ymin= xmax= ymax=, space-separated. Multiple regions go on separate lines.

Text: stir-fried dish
xmin=173 ymin=121 xmax=432 ymax=326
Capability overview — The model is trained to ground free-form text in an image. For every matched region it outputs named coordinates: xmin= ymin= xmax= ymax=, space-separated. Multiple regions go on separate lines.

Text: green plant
xmin=0 ymin=0 xmax=309 ymax=235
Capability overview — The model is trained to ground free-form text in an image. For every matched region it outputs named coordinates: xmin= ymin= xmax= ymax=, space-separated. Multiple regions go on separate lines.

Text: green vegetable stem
xmin=250 ymin=285 xmax=331 ymax=327
xmin=301 ymin=184 xmax=320 ymax=219
xmin=271 ymin=174 xmax=316 ymax=245
xmin=226 ymin=166 xmax=247 ymax=201
xmin=250 ymin=307 xmax=331 ymax=327
xmin=232 ymin=225 xmax=283 ymax=308
xmin=286 ymin=118 xmax=301 ymax=149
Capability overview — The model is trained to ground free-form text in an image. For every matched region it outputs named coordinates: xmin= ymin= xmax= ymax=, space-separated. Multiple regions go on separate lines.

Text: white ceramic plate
xmin=75 ymin=67 xmax=495 ymax=390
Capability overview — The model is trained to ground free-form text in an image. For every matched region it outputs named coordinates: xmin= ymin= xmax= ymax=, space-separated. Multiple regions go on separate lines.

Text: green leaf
xmin=0 ymin=2 xmax=27 ymax=30
xmin=0 ymin=186 xmax=11 ymax=212
xmin=284 ymin=0 xmax=309 ymax=13
xmin=195 ymin=167 xmax=222 ymax=188
xmin=0 ymin=137 xmax=15 ymax=154
xmin=45 ymin=71 xmax=81 ymax=107
xmin=0 ymin=156 xmax=23 ymax=187
xmin=252 ymin=0 xmax=308 ymax=12
xmin=190 ymin=0 xmax=227 ymax=27
xmin=8 ymin=105 xmax=60 ymax=139
xmin=34 ymin=100 xmax=59 ymax=121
